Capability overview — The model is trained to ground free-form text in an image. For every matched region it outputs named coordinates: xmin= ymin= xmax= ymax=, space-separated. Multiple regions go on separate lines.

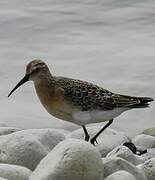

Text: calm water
xmin=0 ymin=0 xmax=155 ymax=136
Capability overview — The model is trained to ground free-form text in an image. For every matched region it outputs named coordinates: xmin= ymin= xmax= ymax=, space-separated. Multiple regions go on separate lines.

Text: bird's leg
xmin=82 ymin=125 xmax=90 ymax=141
xmin=90 ymin=119 xmax=114 ymax=145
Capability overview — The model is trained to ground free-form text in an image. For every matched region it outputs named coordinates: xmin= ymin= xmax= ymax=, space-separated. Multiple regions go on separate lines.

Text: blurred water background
xmin=0 ymin=0 xmax=154 ymax=137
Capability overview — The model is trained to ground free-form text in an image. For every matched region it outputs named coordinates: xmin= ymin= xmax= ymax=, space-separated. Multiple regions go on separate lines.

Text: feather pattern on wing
xmin=54 ymin=77 xmax=152 ymax=111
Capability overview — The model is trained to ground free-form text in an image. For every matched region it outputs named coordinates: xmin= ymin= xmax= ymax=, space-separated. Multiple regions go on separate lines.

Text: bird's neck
xmin=34 ymin=74 xmax=56 ymax=103
xmin=33 ymin=69 xmax=55 ymax=87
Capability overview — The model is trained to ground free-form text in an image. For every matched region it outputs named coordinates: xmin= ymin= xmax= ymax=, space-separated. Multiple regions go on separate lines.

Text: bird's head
xmin=8 ymin=59 xmax=50 ymax=97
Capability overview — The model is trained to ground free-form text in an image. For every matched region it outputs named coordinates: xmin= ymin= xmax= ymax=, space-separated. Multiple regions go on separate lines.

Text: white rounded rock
xmin=52 ymin=128 xmax=70 ymax=137
xmin=142 ymin=128 xmax=155 ymax=137
xmin=102 ymin=157 xmax=147 ymax=180
xmin=0 ymin=178 xmax=8 ymax=180
xmin=0 ymin=163 xmax=31 ymax=180
xmin=22 ymin=128 xmax=66 ymax=150
xmin=0 ymin=127 xmax=21 ymax=136
xmin=107 ymin=145 xmax=145 ymax=165
xmin=132 ymin=134 xmax=155 ymax=149
xmin=104 ymin=170 xmax=137 ymax=180
xmin=68 ymin=124 xmax=130 ymax=157
xmin=0 ymin=128 xmax=65 ymax=170
xmin=139 ymin=158 xmax=155 ymax=180
xmin=141 ymin=148 xmax=155 ymax=161
xmin=29 ymin=138 xmax=103 ymax=180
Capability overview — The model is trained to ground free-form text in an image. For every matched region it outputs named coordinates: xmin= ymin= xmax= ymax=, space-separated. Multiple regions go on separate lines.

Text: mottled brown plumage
xmin=53 ymin=76 xmax=152 ymax=111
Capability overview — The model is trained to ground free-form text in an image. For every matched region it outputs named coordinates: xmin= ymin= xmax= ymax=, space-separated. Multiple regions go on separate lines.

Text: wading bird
xmin=8 ymin=60 xmax=154 ymax=145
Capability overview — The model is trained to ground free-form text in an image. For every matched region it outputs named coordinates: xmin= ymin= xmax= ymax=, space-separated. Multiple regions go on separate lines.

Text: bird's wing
xmin=54 ymin=77 xmax=140 ymax=111
xmin=109 ymin=94 xmax=140 ymax=108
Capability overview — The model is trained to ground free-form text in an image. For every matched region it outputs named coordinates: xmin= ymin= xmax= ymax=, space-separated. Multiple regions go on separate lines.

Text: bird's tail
xmin=130 ymin=97 xmax=154 ymax=108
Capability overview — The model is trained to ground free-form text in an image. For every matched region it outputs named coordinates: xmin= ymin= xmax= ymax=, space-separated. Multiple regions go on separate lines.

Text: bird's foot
xmin=123 ymin=142 xmax=137 ymax=154
xmin=123 ymin=142 xmax=147 ymax=156
xmin=90 ymin=137 xmax=98 ymax=146
xmin=136 ymin=149 xmax=147 ymax=155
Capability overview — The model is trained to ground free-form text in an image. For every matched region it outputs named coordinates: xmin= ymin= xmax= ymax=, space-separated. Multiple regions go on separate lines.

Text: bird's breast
xmin=35 ymin=85 xmax=74 ymax=122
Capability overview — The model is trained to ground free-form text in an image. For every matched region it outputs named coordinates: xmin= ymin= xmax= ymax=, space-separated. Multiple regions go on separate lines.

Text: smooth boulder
xmin=107 ymin=145 xmax=145 ymax=165
xmin=104 ymin=170 xmax=137 ymax=180
xmin=138 ymin=158 xmax=155 ymax=180
xmin=68 ymin=124 xmax=130 ymax=157
xmin=0 ymin=163 xmax=31 ymax=180
xmin=102 ymin=157 xmax=147 ymax=180
xmin=142 ymin=127 xmax=155 ymax=137
xmin=22 ymin=128 xmax=66 ymax=150
xmin=29 ymin=138 xmax=103 ymax=180
xmin=133 ymin=134 xmax=155 ymax=149
xmin=0 ymin=128 xmax=66 ymax=170
xmin=0 ymin=127 xmax=21 ymax=136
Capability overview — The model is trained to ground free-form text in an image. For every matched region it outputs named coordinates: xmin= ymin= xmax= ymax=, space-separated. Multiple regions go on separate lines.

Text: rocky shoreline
xmin=0 ymin=123 xmax=154 ymax=180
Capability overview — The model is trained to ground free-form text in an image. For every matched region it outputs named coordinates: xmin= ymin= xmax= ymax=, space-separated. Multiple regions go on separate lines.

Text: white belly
xmin=72 ymin=108 xmax=129 ymax=125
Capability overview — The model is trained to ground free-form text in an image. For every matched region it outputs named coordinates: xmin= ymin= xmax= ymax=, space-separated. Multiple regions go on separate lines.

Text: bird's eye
xmin=34 ymin=67 xmax=40 ymax=72
xmin=31 ymin=67 xmax=39 ymax=74
xmin=35 ymin=68 xmax=39 ymax=71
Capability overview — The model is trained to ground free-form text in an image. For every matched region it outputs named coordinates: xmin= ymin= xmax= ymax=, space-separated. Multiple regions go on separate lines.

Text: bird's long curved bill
xmin=8 ymin=74 xmax=29 ymax=97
